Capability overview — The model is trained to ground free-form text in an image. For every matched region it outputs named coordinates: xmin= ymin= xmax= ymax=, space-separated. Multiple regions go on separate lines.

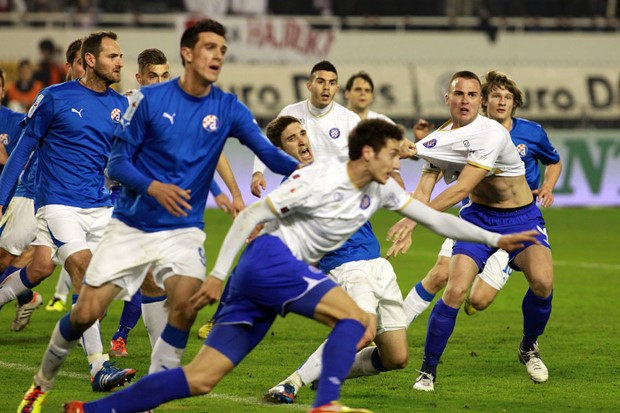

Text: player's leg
xmin=464 ymin=249 xmax=512 ymax=315
xmin=139 ymin=270 xmax=168 ymax=348
xmin=46 ymin=267 xmax=71 ymax=312
xmin=403 ymin=241 xmax=452 ymax=326
xmin=109 ymin=290 xmax=142 ymax=358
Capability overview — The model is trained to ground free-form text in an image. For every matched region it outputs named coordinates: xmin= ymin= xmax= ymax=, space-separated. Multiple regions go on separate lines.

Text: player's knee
xmin=426 ymin=265 xmax=449 ymax=291
xmin=528 ymin=274 xmax=553 ymax=297
xmin=382 ymin=351 xmax=408 ymax=371
xmin=69 ymin=306 xmax=101 ymax=332
xmin=468 ymin=291 xmax=493 ymax=311
xmin=169 ymin=300 xmax=199 ymax=328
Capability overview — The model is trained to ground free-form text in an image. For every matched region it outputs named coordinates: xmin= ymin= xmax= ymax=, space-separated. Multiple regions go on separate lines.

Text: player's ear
xmin=83 ymin=51 xmax=96 ymax=69
xmin=362 ymin=145 xmax=374 ymax=161
xmin=180 ymin=46 xmax=192 ymax=65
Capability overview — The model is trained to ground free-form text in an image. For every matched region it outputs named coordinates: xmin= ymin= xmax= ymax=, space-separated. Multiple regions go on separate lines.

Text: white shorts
xmin=437 ymin=238 xmax=512 ymax=290
xmin=33 ymin=205 xmax=113 ymax=265
xmin=329 ymin=257 xmax=405 ymax=334
xmin=0 ymin=196 xmax=37 ymax=255
xmin=85 ymin=218 xmax=207 ymax=301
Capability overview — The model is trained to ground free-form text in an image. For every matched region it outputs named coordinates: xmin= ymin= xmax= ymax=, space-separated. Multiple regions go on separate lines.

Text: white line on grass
xmin=0 ymin=360 xmax=309 ymax=410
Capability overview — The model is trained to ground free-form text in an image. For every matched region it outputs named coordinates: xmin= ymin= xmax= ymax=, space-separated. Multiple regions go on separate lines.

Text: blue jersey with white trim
xmin=510 ymin=117 xmax=560 ymax=191
xmin=111 ymin=79 xmax=298 ymax=231
xmin=0 ymin=106 xmax=25 ymax=164
xmin=18 ymin=79 xmax=126 ymax=210
xmin=13 ymin=152 xmax=38 ymax=199
xmin=319 ymin=221 xmax=381 ymax=274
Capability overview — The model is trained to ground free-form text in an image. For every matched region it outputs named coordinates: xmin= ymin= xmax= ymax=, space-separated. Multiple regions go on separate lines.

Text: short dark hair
xmin=180 ymin=19 xmax=227 ymax=66
xmin=345 ymin=71 xmax=374 ymax=92
xmin=81 ymin=31 xmax=118 ymax=70
xmin=265 ymin=116 xmax=301 ymax=148
xmin=65 ymin=38 xmax=82 ymax=64
xmin=39 ymin=38 xmax=55 ymax=53
xmin=310 ymin=60 xmax=337 ymax=81
xmin=348 ymin=119 xmax=403 ymax=161
xmin=0 ymin=67 xmax=5 ymax=88
xmin=481 ymin=70 xmax=524 ymax=115
xmin=448 ymin=70 xmax=481 ymax=91
xmin=137 ymin=48 xmax=168 ymax=74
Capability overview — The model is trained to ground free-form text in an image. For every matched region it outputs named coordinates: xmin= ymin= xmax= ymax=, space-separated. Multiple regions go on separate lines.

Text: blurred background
xmin=1 ymin=0 xmax=619 ymax=206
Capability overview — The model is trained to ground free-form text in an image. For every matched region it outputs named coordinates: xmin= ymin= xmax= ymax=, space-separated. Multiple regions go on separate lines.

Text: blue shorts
xmin=213 ymin=234 xmax=338 ymax=326
xmin=453 ymin=202 xmax=550 ymax=272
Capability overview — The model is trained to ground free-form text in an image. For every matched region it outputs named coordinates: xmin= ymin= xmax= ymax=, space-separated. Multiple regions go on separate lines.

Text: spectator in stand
xmin=5 ymin=59 xmax=44 ymax=112
xmin=33 ymin=38 xmax=65 ymax=87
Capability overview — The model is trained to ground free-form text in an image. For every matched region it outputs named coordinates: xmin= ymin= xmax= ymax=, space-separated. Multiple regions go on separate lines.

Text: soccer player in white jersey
xmin=64 ymin=118 xmax=538 ymax=413
xmin=7 ymin=18 xmax=294 ymax=413
xmin=344 ymin=70 xmax=393 ymax=122
xmin=0 ymin=31 xmax=139 ymax=413
xmin=387 ymin=71 xmax=554 ymax=391
xmin=250 ymin=60 xmax=360 ymax=197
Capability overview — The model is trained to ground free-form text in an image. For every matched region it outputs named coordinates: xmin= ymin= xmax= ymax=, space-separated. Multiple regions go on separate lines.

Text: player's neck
xmin=307 ymin=100 xmax=333 ymax=117
xmin=179 ymin=74 xmax=213 ymax=98
xmin=501 ymin=117 xmax=514 ymax=131
xmin=350 ymin=106 xmax=368 ymax=119
xmin=80 ymin=73 xmax=112 ymax=93
xmin=347 ymin=160 xmax=372 ymax=189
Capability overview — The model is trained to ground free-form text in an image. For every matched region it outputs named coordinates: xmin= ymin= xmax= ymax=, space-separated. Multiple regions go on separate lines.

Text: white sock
xmin=348 ymin=347 xmax=380 ymax=378
xmin=37 ymin=321 xmax=80 ymax=391
xmin=403 ymin=283 xmax=434 ymax=327
xmin=281 ymin=370 xmax=303 ymax=393
xmin=78 ymin=315 xmax=105 ymax=376
xmin=141 ymin=299 xmax=168 ymax=348
xmin=53 ymin=269 xmax=72 ymax=302
xmin=0 ymin=269 xmax=28 ymax=305
xmin=297 ymin=341 xmax=325 ymax=385
xmin=148 ymin=331 xmax=185 ymax=374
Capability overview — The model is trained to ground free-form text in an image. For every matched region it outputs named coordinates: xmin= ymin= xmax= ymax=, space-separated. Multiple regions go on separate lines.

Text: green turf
xmin=1 ymin=207 xmax=619 ymax=412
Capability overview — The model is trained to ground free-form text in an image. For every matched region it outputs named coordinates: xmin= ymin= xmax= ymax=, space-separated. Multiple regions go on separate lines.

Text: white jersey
xmin=253 ymin=99 xmax=360 ymax=173
xmin=366 ymin=110 xmax=394 ymax=124
xmin=265 ymin=161 xmax=410 ymax=264
xmin=416 ymin=115 xmax=524 ymax=184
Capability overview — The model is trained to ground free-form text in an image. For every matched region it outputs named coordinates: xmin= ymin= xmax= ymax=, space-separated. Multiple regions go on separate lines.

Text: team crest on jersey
xmin=516 ymin=143 xmax=528 ymax=157
xmin=202 ymin=114 xmax=219 ymax=132
xmin=0 ymin=133 xmax=9 ymax=145
xmin=329 ymin=128 xmax=340 ymax=139
xmin=423 ymin=138 xmax=437 ymax=148
xmin=333 ymin=192 xmax=344 ymax=202
xmin=110 ymin=108 xmax=122 ymax=123
xmin=27 ymin=93 xmax=44 ymax=118
xmin=360 ymin=194 xmax=371 ymax=210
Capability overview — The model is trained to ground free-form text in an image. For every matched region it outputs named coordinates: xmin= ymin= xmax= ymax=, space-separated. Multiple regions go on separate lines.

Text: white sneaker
xmin=412 ymin=370 xmax=435 ymax=392
xmin=518 ymin=342 xmax=549 ymax=383
xmin=11 ymin=291 xmax=43 ymax=332
xmin=264 ymin=382 xmax=297 ymax=404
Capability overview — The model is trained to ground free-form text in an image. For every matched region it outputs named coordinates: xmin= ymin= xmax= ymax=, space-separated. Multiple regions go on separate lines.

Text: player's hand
xmin=247 ymin=223 xmax=264 ymax=243
xmin=399 ymin=138 xmax=417 ymax=159
xmin=147 ymin=180 xmax=192 ymax=217
xmin=190 ymin=276 xmax=224 ymax=310
xmin=251 ymin=172 xmax=266 ymax=198
xmin=533 ymin=187 xmax=555 ymax=208
xmin=385 ymin=218 xmax=417 ymax=258
xmin=413 ymin=119 xmax=434 ymax=142
xmin=497 ymin=230 xmax=541 ymax=252
xmin=386 ymin=236 xmax=413 ymax=259
xmin=213 ymin=193 xmax=233 ymax=215
xmin=231 ymin=194 xmax=245 ymax=218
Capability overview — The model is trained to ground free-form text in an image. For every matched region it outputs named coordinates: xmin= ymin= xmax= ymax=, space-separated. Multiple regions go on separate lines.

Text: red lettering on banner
xmin=246 ymin=18 xmax=334 ymax=58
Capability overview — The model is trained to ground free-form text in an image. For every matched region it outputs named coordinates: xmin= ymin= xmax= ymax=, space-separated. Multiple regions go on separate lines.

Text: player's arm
xmin=428 ymin=163 xmax=487 ymax=211
xmin=251 ymin=157 xmax=267 ymax=198
xmin=0 ymin=143 xmax=8 ymax=165
xmin=215 ymin=153 xmax=244 ymax=216
xmin=535 ymin=160 xmax=562 ymax=208
xmin=0 ymin=132 xmax=37 ymax=209
xmin=398 ymin=198 xmax=539 ymax=251
xmin=189 ymin=199 xmax=277 ymax=310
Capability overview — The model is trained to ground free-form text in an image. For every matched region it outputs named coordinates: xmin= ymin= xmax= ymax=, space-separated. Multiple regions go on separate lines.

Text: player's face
xmin=345 ymin=78 xmax=373 ymax=114
xmin=307 ymin=70 xmax=339 ymax=109
xmin=445 ymin=77 xmax=481 ymax=128
xmin=368 ymin=138 xmax=401 ymax=185
xmin=66 ymin=54 xmax=85 ymax=80
xmin=92 ymin=37 xmax=123 ymax=85
xmin=484 ymin=85 xmax=514 ymax=124
xmin=184 ymin=32 xmax=227 ymax=84
xmin=280 ymin=122 xmax=313 ymax=164
xmin=137 ymin=64 xmax=171 ymax=86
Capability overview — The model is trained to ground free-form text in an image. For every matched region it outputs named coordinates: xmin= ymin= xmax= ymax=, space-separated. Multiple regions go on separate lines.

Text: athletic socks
xmin=404 ymin=281 xmax=435 ymax=327
xmin=149 ymin=323 xmax=189 ymax=374
xmin=422 ymin=299 xmax=459 ymax=369
xmin=522 ymin=288 xmax=553 ymax=345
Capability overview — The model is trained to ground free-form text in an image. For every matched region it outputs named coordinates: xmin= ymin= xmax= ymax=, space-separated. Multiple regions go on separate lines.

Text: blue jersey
xmin=0 ymin=106 xmax=25 ymax=175
xmin=510 ymin=118 xmax=560 ymax=191
xmin=109 ymin=79 xmax=298 ymax=232
xmin=0 ymin=79 xmax=127 ymax=210
xmin=318 ymin=222 xmax=381 ymax=274
xmin=14 ymin=152 xmax=38 ymax=199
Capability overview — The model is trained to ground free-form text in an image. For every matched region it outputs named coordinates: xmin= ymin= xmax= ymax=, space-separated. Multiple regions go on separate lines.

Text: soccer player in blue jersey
xmin=0 ymin=31 xmax=138 ymax=413
xmin=464 ymin=70 xmax=562 ymax=314
xmin=9 ymin=18 xmax=295 ymax=413
xmin=388 ymin=71 xmax=554 ymax=391
xmin=63 ymin=118 xmax=538 ymax=413
xmin=0 ymin=67 xmax=25 ymax=174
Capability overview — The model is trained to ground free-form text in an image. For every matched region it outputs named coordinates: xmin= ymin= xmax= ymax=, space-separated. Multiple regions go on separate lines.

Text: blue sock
xmin=370 ymin=347 xmax=388 ymax=372
xmin=17 ymin=290 xmax=34 ymax=306
xmin=423 ymin=299 xmax=459 ymax=369
xmin=314 ymin=318 xmax=365 ymax=407
xmin=161 ymin=323 xmax=190 ymax=349
xmin=19 ymin=267 xmax=40 ymax=288
xmin=0 ymin=265 xmax=20 ymax=284
xmin=522 ymin=288 xmax=553 ymax=346
xmin=415 ymin=281 xmax=435 ymax=301
xmin=85 ymin=367 xmax=191 ymax=413
xmin=113 ymin=292 xmax=142 ymax=341
xmin=59 ymin=313 xmax=83 ymax=341
xmin=141 ymin=294 xmax=167 ymax=304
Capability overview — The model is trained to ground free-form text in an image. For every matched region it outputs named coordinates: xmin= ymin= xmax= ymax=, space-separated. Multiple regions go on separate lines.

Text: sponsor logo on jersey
xmin=280 ymin=206 xmax=289 ymax=214
xmin=360 ymin=194 xmax=371 ymax=210
xmin=333 ymin=192 xmax=344 ymax=202
xmin=0 ymin=133 xmax=9 ymax=145
xmin=516 ymin=143 xmax=528 ymax=157
xmin=110 ymin=108 xmax=122 ymax=123
xmin=202 ymin=114 xmax=219 ymax=132
xmin=27 ymin=93 xmax=44 ymax=118
xmin=162 ymin=112 xmax=176 ymax=125
xmin=423 ymin=138 xmax=437 ymax=148
xmin=292 ymin=173 xmax=300 ymax=179
xmin=329 ymin=128 xmax=340 ymax=139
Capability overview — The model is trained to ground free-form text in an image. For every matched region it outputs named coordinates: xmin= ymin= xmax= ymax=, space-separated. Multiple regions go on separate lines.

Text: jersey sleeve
xmin=532 ymin=127 xmax=561 ymax=165
xmin=466 ymin=128 xmax=504 ymax=171
xmin=265 ymin=170 xmax=315 ymax=218
xmin=21 ymin=90 xmax=54 ymax=141
xmin=114 ymin=89 xmax=148 ymax=147
xmin=379 ymin=178 xmax=413 ymax=211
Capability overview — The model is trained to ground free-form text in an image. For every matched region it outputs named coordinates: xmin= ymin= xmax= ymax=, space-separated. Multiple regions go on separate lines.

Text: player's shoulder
xmin=332 ymin=101 xmax=359 ymax=119
xmin=513 ymin=117 xmax=545 ymax=134
xmin=279 ymin=100 xmax=306 ymax=115
xmin=367 ymin=111 xmax=394 ymax=124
